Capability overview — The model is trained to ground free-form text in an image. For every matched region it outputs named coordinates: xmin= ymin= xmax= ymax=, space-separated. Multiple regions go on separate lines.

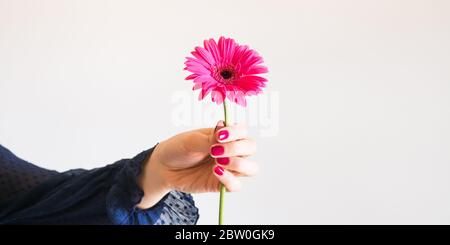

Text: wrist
xmin=136 ymin=144 xmax=171 ymax=209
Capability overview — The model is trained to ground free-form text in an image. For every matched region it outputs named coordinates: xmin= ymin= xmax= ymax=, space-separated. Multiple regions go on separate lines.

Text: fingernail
xmin=211 ymin=145 xmax=224 ymax=156
xmin=214 ymin=120 xmax=225 ymax=132
xmin=218 ymin=130 xmax=229 ymax=141
xmin=214 ymin=166 xmax=224 ymax=176
xmin=217 ymin=157 xmax=230 ymax=165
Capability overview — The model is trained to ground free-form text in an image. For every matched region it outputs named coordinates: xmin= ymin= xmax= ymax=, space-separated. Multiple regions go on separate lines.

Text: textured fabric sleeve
xmin=0 ymin=144 xmax=59 ymax=205
xmin=106 ymin=146 xmax=199 ymax=225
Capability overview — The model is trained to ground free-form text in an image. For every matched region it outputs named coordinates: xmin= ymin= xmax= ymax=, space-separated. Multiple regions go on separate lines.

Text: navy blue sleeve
xmin=0 ymin=144 xmax=59 ymax=204
xmin=106 ymin=147 xmax=199 ymax=225
xmin=0 ymin=144 xmax=199 ymax=225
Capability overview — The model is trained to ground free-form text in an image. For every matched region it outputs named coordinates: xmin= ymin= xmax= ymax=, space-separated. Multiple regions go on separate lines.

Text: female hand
xmin=137 ymin=121 xmax=258 ymax=209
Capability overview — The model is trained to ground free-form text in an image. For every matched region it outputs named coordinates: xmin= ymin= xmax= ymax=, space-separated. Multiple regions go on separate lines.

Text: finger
xmin=210 ymin=139 xmax=257 ymax=158
xmin=216 ymin=157 xmax=259 ymax=176
xmin=209 ymin=120 xmax=225 ymax=144
xmin=215 ymin=123 xmax=248 ymax=143
xmin=214 ymin=120 xmax=225 ymax=133
xmin=212 ymin=165 xmax=242 ymax=192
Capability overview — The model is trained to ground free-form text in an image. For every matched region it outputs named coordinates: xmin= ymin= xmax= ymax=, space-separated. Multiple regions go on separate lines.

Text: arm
xmin=0 ymin=144 xmax=59 ymax=204
xmin=0 ymin=121 xmax=258 ymax=225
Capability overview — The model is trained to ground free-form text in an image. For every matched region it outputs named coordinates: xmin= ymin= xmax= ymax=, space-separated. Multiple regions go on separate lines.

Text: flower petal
xmin=204 ymin=39 xmax=221 ymax=64
xmin=246 ymin=65 xmax=269 ymax=75
xmin=186 ymin=56 xmax=210 ymax=70
xmin=218 ymin=37 xmax=236 ymax=64
xmin=185 ymin=74 xmax=198 ymax=80
xmin=235 ymin=91 xmax=247 ymax=107
xmin=194 ymin=47 xmax=216 ymax=66
xmin=185 ymin=64 xmax=210 ymax=75
xmin=192 ymin=83 xmax=202 ymax=90
xmin=211 ymin=89 xmax=225 ymax=104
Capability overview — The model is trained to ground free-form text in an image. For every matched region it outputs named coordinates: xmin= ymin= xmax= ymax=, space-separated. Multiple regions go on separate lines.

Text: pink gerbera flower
xmin=184 ymin=37 xmax=268 ymax=107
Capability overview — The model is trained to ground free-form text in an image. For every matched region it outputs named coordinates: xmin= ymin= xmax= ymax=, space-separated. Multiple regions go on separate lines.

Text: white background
xmin=1 ymin=0 xmax=449 ymax=224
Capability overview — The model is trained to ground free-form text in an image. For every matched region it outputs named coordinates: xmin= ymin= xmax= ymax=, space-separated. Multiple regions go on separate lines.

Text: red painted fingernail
xmin=211 ymin=145 xmax=224 ymax=156
xmin=217 ymin=157 xmax=230 ymax=165
xmin=214 ymin=166 xmax=224 ymax=176
xmin=218 ymin=130 xmax=229 ymax=141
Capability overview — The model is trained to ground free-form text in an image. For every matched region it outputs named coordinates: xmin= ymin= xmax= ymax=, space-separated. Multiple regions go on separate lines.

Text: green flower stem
xmin=219 ymin=100 xmax=229 ymax=225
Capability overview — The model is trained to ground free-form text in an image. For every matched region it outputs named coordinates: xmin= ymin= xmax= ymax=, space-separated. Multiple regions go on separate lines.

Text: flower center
xmin=220 ymin=69 xmax=233 ymax=80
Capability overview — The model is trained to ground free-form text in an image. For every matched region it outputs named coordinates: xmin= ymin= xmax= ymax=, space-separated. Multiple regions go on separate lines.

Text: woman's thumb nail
xmin=214 ymin=120 xmax=225 ymax=132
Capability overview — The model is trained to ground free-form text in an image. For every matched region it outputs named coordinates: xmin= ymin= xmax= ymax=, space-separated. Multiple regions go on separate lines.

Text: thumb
xmin=214 ymin=120 xmax=225 ymax=133
xmin=182 ymin=120 xmax=226 ymax=154
xmin=210 ymin=120 xmax=225 ymax=143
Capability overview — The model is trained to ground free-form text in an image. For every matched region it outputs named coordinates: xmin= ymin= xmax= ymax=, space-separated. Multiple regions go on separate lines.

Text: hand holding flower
xmin=136 ymin=121 xmax=258 ymax=210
